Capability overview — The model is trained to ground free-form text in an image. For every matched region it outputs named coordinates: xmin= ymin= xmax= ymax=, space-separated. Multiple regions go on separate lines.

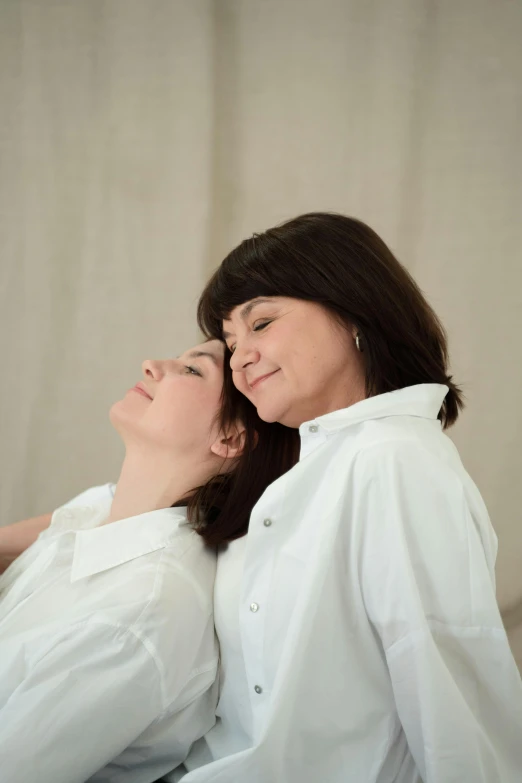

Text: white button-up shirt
xmin=179 ymin=384 xmax=522 ymax=783
xmin=0 ymin=494 xmax=218 ymax=783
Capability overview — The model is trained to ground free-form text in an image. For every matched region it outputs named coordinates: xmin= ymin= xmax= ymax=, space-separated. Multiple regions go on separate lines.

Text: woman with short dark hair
xmin=184 ymin=213 xmax=522 ymax=783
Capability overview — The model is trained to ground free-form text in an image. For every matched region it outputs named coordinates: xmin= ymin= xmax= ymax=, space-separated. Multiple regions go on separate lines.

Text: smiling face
xmin=110 ymin=340 xmax=231 ymax=461
xmin=223 ymin=297 xmax=366 ymax=428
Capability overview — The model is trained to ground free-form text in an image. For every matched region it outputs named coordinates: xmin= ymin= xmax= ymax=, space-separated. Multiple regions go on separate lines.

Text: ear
xmin=210 ymin=423 xmax=248 ymax=461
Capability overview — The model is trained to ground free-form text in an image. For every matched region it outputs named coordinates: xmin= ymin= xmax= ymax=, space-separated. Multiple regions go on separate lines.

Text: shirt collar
xmin=50 ymin=498 xmax=113 ymax=533
xmin=300 ymin=384 xmax=449 ymax=436
xmin=69 ymin=504 xmax=189 ymax=583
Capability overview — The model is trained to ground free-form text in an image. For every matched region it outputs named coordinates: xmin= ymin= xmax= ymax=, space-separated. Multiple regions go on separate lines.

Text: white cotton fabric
xmin=0 ymin=494 xmax=218 ymax=783
xmin=178 ymin=384 xmax=522 ymax=783
xmin=59 ymin=482 xmax=117 ymax=509
xmin=167 ymin=536 xmax=250 ymax=782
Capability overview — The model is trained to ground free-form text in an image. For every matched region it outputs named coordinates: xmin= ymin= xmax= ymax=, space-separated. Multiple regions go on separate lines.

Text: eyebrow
xmin=185 ymin=350 xmax=221 ymax=366
xmin=222 ymin=297 xmax=274 ymax=339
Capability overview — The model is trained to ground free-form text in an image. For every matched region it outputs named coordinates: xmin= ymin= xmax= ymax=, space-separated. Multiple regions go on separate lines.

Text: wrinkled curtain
xmin=1 ymin=0 xmax=521 ymax=663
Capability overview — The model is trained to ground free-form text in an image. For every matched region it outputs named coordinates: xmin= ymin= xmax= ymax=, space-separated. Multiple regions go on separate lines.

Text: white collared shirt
xmin=179 ymin=384 xmax=522 ymax=783
xmin=0 ymin=494 xmax=218 ymax=783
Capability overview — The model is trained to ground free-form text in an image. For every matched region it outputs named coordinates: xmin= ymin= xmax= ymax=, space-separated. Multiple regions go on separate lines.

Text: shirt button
xmin=254 ymin=685 xmax=263 ymax=694
xmin=308 ymin=424 xmax=318 ymax=433
xmin=263 ymin=518 xmax=272 ymax=527
xmin=250 ymin=602 xmax=259 ymax=613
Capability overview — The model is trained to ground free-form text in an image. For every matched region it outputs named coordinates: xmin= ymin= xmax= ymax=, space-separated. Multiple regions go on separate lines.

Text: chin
xmin=109 ymin=399 xmax=131 ymax=432
xmin=109 ymin=399 xmax=122 ymax=421
xmin=109 ymin=401 xmax=119 ymax=423
xmin=255 ymin=402 xmax=286 ymax=425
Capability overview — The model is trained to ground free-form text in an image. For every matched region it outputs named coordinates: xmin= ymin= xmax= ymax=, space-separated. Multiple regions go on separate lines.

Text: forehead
xmin=194 ymin=338 xmax=224 ymax=353
xmin=223 ymin=297 xmax=281 ymax=325
xmin=182 ymin=339 xmax=224 ymax=362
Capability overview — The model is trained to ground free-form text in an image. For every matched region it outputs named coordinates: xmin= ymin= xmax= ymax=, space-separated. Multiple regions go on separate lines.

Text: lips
xmin=131 ymin=383 xmax=153 ymax=400
xmin=249 ymin=369 xmax=279 ymax=390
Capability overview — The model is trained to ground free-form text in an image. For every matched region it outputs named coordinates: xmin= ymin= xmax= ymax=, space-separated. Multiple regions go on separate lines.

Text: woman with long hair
xmin=0 ymin=339 xmax=298 ymax=783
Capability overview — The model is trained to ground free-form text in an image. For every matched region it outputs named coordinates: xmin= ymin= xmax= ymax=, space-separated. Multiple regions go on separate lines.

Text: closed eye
xmin=184 ymin=365 xmax=202 ymax=376
xmin=253 ymin=320 xmax=272 ymax=332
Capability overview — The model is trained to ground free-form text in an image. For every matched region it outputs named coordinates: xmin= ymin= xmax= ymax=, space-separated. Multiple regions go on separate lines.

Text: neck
xmin=106 ymin=449 xmax=200 ymax=524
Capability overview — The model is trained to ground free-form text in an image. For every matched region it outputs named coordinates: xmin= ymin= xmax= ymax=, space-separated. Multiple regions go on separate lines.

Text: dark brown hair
xmin=184 ymin=364 xmax=299 ymax=546
xmin=198 ymin=212 xmax=463 ymax=428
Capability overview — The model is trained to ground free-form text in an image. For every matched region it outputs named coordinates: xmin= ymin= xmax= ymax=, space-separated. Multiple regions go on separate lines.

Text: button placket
xmin=242 ymin=503 xmax=279 ymax=717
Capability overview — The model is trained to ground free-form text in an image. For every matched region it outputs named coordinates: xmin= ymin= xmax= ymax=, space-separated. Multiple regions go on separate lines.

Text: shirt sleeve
xmin=356 ymin=441 xmax=522 ymax=783
xmin=0 ymin=619 xmax=165 ymax=783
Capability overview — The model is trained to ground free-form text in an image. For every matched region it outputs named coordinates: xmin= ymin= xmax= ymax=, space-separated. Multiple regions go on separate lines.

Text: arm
xmin=0 ymin=620 xmax=165 ymax=783
xmin=357 ymin=443 xmax=522 ymax=783
xmin=0 ymin=514 xmax=52 ymax=573
xmin=0 ymin=485 xmax=115 ymax=574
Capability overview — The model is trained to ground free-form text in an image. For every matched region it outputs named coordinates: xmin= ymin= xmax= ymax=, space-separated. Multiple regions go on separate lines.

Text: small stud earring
xmin=355 ymin=333 xmax=363 ymax=352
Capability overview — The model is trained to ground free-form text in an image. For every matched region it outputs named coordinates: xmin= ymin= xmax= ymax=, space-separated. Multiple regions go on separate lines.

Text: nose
xmin=229 ymin=341 xmax=259 ymax=372
xmin=141 ymin=359 xmax=165 ymax=381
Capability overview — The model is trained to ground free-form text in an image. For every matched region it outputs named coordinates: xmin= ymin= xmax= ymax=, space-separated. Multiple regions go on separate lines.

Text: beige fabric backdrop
xmin=1 ymin=0 xmax=521 ymax=664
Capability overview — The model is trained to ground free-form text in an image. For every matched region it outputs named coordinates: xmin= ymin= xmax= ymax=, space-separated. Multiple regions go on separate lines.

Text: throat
xmin=105 ymin=453 xmax=192 ymax=524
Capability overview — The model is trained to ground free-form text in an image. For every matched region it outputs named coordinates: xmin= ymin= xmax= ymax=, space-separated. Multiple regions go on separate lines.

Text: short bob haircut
xmin=198 ymin=212 xmax=463 ymax=429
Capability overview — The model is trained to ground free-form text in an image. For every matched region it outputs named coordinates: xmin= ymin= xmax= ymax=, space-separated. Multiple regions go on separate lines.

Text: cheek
xmin=232 ymin=370 xmax=250 ymax=398
xmin=148 ymin=385 xmax=205 ymax=432
xmin=109 ymin=393 xmax=148 ymax=425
